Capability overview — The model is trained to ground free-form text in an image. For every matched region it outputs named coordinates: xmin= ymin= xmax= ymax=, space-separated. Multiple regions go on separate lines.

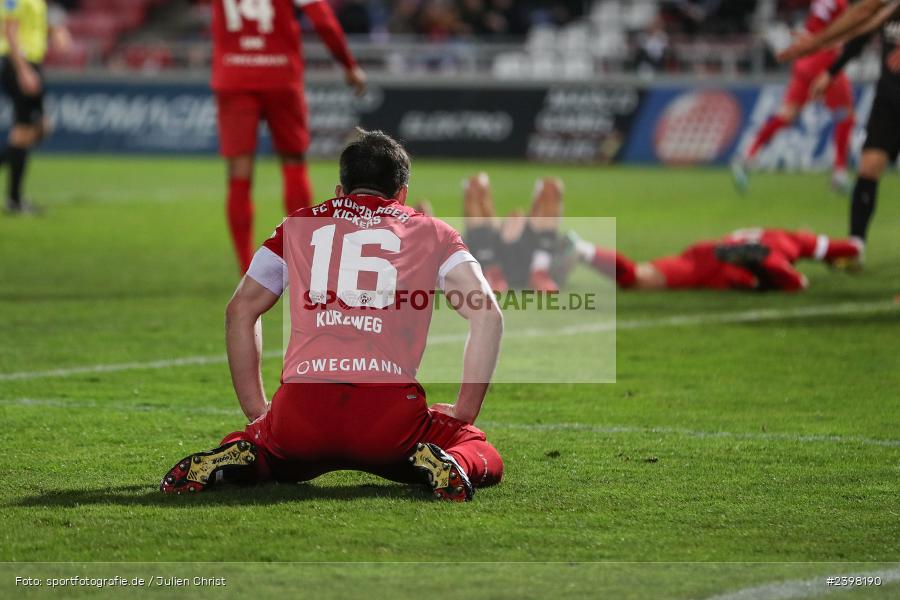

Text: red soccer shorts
xmin=222 ymin=382 xmax=504 ymax=488
xmin=216 ymin=86 xmax=310 ymax=157
xmin=785 ymin=51 xmax=853 ymax=110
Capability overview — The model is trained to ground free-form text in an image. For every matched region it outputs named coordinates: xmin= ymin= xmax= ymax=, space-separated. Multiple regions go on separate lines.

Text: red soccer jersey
xmin=210 ymin=0 xmax=355 ymax=92
xmin=724 ymin=228 xmax=820 ymax=263
xmin=252 ymin=195 xmax=475 ymax=385
xmin=805 ymin=0 xmax=848 ymax=34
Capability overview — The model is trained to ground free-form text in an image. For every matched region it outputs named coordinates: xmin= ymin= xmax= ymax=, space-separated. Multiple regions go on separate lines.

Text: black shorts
xmin=0 ymin=57 xmax=44 ymax=126
xmin=863 ymin=79 xmax=900 ymax=162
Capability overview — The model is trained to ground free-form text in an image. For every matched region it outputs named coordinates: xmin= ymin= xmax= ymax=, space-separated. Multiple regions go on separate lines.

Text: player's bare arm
xmin=299 ymin=0 xmax=367 ymax=95
xmin=433 ymin=261 xmax=503 ymax=425
xmin=3 ymin=19 xmax=39 ymax=95
xmin=47 ymin=2 xmax=71 ymax=54
xmin=811 ymin=3 xmax=900 ymax=99
xmin=225 ymin=276 xmax=280 ymax=421
xmin=48 ymin=24 xmax=71 ymax=54
xmin=839 ymin=0 xmax=899 ymax=43
xmin=779 ymin=0 xmax=890 ymax=61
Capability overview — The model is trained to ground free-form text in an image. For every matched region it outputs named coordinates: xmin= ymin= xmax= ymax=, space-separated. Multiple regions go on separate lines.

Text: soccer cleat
xmin=730 ymin=158 xmax=749 ymax=195
xmin=831 ymin=169 xmax=853 ymax=196
xmin=827 ymin=255 xmax=864 ymax=273
xmin=3 ymin=198 xmax=43 ymax=216
xmin=826 ymin=238 xmax=865 ymax=273
xmin=408 ymin=443 xmax=474 ymax=502
xmin=159 ymin=440 xmax=257 ymax=495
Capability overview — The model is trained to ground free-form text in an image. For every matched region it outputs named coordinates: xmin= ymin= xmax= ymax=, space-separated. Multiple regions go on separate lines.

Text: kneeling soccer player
xmin=160 ymin=131 xmax=504 ymax=502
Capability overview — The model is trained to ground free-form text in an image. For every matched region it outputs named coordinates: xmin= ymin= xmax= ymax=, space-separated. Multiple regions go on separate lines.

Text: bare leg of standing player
xmin=1 ymin=117 xmax=46 ymax=214
xmin=218 ymin=87 xmax=314 ymax=275
xmin=224 ymin=153 xmax=256 ymax=275
xmin=732 ymin=88 xmax=854 ymax=195
xmin=225 ymin=151 xmax=313 ymax=275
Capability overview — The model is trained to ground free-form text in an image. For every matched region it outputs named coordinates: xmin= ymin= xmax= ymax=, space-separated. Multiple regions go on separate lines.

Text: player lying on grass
xmin=580 ymin=227 xmax=862 ymax=292
xmin=460 ymin=172 xmax=861 ymax=292
xmin=160 ymin=131 xmax=504 ymax=502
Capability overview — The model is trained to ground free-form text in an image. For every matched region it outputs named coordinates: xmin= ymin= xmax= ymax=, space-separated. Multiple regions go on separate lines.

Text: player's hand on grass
xmin=888 ymin=47 xmax=900 ymax=73
xmin=17 ymin=63 xmax=41 ymax=96
xmin=345 ymin=65 xmax=367 ymax=96
xmin=810 ymin=72 xmax=832 ymax=101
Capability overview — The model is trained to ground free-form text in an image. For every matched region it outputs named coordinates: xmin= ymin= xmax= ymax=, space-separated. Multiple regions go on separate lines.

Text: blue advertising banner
xmin=0 ymin=80 xmax=374 ymax=156
xmin=0 ymin=78 xmax=877 ymax=167
xmin=622 ymin=83 xmax=874 ymax=169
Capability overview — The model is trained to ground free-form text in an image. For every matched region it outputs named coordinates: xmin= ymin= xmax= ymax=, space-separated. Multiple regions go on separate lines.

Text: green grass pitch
xmin=1 ymin=156 xmax=899 ymax=598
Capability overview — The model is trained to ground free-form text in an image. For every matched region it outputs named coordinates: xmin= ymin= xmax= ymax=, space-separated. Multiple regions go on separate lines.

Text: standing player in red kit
xmin=212 ymin=0 xmax=366 ymax=273
xmin=160 ymin=131 xmax=505 ymax=502
xmin=732 ymin=0 xmax=856 ymax=195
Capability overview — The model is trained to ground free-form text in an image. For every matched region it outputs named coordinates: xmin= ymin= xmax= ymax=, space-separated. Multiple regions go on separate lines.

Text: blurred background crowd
xmin=41 ymin=1 xmax=879 ymax=78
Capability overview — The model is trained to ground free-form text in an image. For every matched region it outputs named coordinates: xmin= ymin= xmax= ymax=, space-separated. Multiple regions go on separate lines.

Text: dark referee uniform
xmin=0 ymin=0 xmax=47 ymax=128
xmin=0 ymin=0 xmax=48 ymax=212
xmin=828 ymin=8 xmax=900 ymax=242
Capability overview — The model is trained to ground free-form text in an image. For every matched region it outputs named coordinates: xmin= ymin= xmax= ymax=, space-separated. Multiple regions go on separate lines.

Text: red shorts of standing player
xmin=576 ymin=228 xmax=863 ymax=292
xmin=733 ymin=0 xmax=855 ymax=195
xmin=161 ymin=131 xmax=504 ymax=502
xmin=211 ymin=0 xmax=367 ymax=274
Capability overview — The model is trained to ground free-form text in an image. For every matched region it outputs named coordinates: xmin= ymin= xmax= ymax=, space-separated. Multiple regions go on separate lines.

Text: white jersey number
xmin=223 ymin=0 xmax=274 ymax=34
xmin=309 ymin=225 xmax=401 ymax=309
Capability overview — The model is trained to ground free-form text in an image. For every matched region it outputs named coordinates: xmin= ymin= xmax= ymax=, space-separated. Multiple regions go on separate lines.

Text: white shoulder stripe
xmin=246 ymin=246 xmax=287 ymax=297
xmin=438 ymin=250 xmax=477 ymax=289
xmin=295 ymin=0 xmax=322 ymax=6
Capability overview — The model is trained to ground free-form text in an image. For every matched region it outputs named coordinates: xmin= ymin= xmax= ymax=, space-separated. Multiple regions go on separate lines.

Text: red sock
xmin=227 ymin=178 xmax=254 ymax=274
xmin=425 ymin=410 xmax=504 ymax=489
xmin=825 ymin=238 xmax=861 ymax=261
xmin=282 ymin=162 xmax=313 ymax=214
xmin=833 ymin=115 xmax=854 ymax=170
xmin=448 ymin=439 xmax=504 ymax=489
xmin=591 ymin=248 xmax=637 ymax=288
xmin=747 ymin=115 xmax=789 ymax=159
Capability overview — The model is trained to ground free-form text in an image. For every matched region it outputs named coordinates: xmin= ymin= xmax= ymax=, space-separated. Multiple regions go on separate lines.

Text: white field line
xmin=3 ymin=397 xmax=900 ymax=449
xmin=487 ymin=422 xmax=900 ymax=449
xmin=0 ymin=300 xmax=896 ymax=383
xmin=701 ymin=565 xmax=900 ymax=600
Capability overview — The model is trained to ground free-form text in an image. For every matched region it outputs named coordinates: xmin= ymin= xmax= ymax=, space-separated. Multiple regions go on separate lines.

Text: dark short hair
xmin=339 ymin=129 xmax=411 ymax=198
